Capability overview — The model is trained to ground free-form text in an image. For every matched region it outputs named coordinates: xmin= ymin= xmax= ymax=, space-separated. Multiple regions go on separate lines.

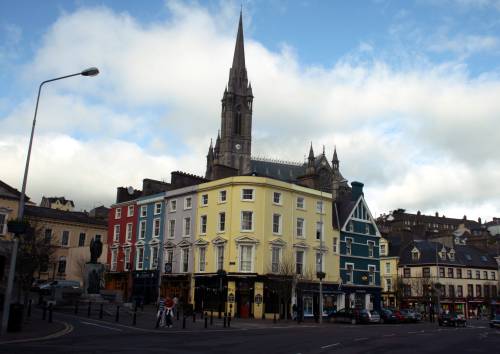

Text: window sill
xmin=240 ymin=230 xmax=254 ymax=233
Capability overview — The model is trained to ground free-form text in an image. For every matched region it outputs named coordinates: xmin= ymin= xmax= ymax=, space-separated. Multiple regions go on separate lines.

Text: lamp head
xmin=81 ymin=67 xmax=99 ymax=77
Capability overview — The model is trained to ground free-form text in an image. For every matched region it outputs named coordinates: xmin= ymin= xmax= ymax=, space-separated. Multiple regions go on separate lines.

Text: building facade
xmin=379 ymin=237 xmax=399 ymax=308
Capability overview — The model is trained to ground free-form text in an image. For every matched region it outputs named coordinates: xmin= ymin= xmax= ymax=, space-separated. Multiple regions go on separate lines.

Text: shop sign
xmin=228 ymin=293 xmax=235 ymax=303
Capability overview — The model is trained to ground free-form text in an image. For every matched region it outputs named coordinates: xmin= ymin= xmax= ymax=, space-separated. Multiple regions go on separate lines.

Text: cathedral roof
xmin=250 ymin=158 xmax=305 ymax=182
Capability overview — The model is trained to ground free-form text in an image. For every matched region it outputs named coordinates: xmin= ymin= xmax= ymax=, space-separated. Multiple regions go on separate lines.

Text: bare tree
xmin=266 ymin=251 xmax=297 ymax=319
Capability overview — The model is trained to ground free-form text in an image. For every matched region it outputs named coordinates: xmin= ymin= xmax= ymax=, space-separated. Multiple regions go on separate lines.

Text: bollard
xmin=210 ymin=310 xmax=214 ymax=325
xmin=193 ymin=312 xmax=196 ymax=323
xmin=42 ymin=304 xmax=47 ymax=320
xmin=182 ymin=316 xmax=186 ymax=329
xmin=88 ymin=302 xmax=91 ymax=317
xmin=273 ymin=312 xmax=277 ymax=324
xmin=228 ymin=311 xmax=231 ymax=328
xmin=176 ymin=308 xmax=180 ymax=321
xmin=115 ymin=305 xmax=120 ymax=322
xmin=223 ymin=313 xmax=227 ymax=328
xmin=27 ymin=299 xmax=32 ymax=318
xmin=219 ymin=308 xmax=222 ymax=319
xmin=48 ymin=303 xmax=53 ymax=323
xmin=133 ymin=304 xmax=137 ymax=326
xmin=75 ymin=302 xmax=79 ymax=315
xmin=204 ymin=312 xmax=208 ymax=328
xmin=99 ymin=303 xmax=104 ymax=319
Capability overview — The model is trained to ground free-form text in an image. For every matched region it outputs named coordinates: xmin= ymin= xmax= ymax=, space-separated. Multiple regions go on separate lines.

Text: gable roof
xmin=24 ymin=205 xmax=107 ymax=227
xmin=0 ymin=180 xmax=30 ymax=201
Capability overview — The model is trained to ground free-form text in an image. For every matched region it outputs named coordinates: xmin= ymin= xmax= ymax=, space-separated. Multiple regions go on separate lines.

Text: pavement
xmin=0 ymin=305 xmax=499 ymax=353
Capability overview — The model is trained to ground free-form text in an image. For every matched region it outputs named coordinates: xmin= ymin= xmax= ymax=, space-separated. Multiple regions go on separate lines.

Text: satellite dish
xmin=127 ymin=186 xmax=134 ymax=195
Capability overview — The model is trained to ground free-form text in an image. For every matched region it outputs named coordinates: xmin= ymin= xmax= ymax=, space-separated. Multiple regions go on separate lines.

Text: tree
xmin=266 ymin=251 xmax=297 ymax=319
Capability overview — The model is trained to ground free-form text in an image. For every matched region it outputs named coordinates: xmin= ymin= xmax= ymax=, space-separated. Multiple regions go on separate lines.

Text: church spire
xmin=228 ymin=10 xmax=249 ymax=95
xmin=332 ymin=146 xmax=339 ymax=170
xmin=232 ymin=11 xmax=245 ymax=71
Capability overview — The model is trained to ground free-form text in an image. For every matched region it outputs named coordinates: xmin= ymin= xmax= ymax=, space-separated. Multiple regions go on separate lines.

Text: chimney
xmin=417 ymin=210 xmax=421 ymax=216
xmin=351 ymin=181 xmax=364 ymax=201
xmin=478 ymin=217 xmax=482 ymax=224
xmin=463 ymin=215 xmax=467 ymax=221
xmin=435 ymin=212 xmax=439 ymax=217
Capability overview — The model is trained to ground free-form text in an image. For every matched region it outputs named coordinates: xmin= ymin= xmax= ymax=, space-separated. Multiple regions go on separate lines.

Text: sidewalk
xmin=55 ymin=303 xmax=318 ymax=332
xmin=0 ymin=308 xmax=70 ymax=344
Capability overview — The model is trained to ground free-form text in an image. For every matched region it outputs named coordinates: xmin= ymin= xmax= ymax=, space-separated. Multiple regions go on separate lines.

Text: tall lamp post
xmin=1 ymin=67 xmax=99 ymax=335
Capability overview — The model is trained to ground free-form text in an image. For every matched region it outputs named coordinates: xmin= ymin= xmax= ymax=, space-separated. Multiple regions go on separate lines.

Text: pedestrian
xmin=173 ymin=295 xmax=179 ymax=317
xmin=292 ymin=303 xmax=297 ymax=321
xmin=165 ymin=297 xmax=174 ymax=328
xmin=156 ymin=296 xmax=166 ymax=328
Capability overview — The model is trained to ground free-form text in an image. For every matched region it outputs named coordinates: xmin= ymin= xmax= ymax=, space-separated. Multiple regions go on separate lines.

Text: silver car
xmin=369 ymin=310 xmax=381 ymax=323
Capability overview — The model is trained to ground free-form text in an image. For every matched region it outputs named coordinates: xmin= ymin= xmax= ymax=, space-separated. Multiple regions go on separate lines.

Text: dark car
xmin=400 ymin=309 xmax=421 ymax=323
xmin=489 ymin=314 xmax=500 ymax=328
xmin=329 ymin=308 xmax=371 ymax=324
xmin=438 ymin=312 xmax=466 ymax=327
xmin=379 ymin=309 xmax=400 ymax=324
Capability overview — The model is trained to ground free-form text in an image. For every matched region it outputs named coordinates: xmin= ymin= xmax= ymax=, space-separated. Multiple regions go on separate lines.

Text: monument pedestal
xmin=84 ymin=263 xmax=105 ymax=295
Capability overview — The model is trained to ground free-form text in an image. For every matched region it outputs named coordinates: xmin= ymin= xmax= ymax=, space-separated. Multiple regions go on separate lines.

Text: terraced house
xmin=191 ymin=176 xmax=340 ymax=319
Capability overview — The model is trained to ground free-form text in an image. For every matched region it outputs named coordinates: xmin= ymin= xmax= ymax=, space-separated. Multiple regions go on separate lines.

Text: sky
xmin=1 ymin=0 xmax=500 ymax=221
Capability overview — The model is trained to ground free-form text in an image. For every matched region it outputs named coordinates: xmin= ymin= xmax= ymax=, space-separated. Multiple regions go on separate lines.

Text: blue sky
xmin=1 ymin=0 xmax=500 ymax=219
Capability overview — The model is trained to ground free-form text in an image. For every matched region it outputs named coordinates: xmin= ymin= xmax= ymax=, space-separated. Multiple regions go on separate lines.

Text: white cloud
xmin=1 ymin=2 xmax=500 ymax=221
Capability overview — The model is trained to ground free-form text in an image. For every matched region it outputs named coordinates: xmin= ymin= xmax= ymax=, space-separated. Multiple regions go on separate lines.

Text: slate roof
xmin=42 ymin=196 xmax=75 ymax=207
xmin=0 ymin=180 xmax=30 ymax=201
xmin=399 ymin=240 xmax=498 ymax=269
xmin=25 ymin=205 xmax=107 ymax=227
xmin=390 ymin=211 xmax=481 ymax=229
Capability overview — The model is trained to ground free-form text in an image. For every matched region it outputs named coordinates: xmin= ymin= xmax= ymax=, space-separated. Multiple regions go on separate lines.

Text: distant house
xmin=40 ymin=196 xmax=75 ymax=211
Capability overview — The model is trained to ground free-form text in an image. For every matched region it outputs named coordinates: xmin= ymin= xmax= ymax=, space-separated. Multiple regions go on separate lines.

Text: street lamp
xmin=1 ymin=67 xmax=99 ymax=335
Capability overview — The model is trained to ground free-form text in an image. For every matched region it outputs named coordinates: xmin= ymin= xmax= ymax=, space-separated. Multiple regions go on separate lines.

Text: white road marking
xmin=383 ymin=333 xmax=395 ymax=337
xmin=408 ymin=330 xmax=424 ymax=334
xmin=80 ymin=321 xmax=123 ymax=332
xmin=354 ymin=337 xmax=368 ymax=341
xmin=321 ymin=343 xmax=340 ymax=349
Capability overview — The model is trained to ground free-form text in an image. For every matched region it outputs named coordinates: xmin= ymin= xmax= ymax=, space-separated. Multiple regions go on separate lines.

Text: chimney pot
xmin=351 ymin=181 xmax=364 ymax=201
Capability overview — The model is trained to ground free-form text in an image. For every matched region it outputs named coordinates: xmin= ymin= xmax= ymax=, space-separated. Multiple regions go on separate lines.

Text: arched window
xmin=233 ymin=106 xmax=242 ymax=135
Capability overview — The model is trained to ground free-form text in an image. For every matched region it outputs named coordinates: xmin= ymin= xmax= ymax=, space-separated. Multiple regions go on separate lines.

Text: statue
xmin=87 ymin=269 xmax=101 ymax=294
xmin=89 ymin=237 xmax=103 ymax=264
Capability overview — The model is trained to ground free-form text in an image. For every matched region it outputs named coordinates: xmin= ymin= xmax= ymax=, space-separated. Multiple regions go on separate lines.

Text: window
xmin=448 ymin=285 xmax=455 ymax=298
xmin=296 ymin=218 xmax=305 ymax=238
xmin=368 ymin=241 xmax=375 ymax=258
xmin=216 ymin=245 xmax=224 ymax=270
xmin=493 ymin=285 xmax=498 ymax=297
xmin=386 ymin=278 xmax=392 ymax=292
xmin=110 ymin=249 xmax=118 ymax=271
xmin=346 ymin=263 xmax=354 ymax=283
xmin=404 ymin=268 xmax=411 ymax=278
xmin=484 ymin=285 xmax=490 ymax=298
xmin=423 ymin=267 xmax=430 ymax=278
xmin=347 ymin=221 xmax=354 ymax=232
xmin=166 ymin=249 xmax=173 ymax=264
xmin=242 ymin=188 xmax=254 ymax=201
xmin=333 ymin=237 xmax=338 ymax=253
xmin=218 ymin=212 xmax=226 ymax=232
xmin=476 ymin=270 xmax=480 ymax=279
xmin=316 ymin=201 xmax=323 ymax=213
xmin=184 ymin=217 xmax=191 ymax=237
xmin=139 ymin=220 xmax=146 ymax=239
xmin=296 ymin=196 xmax=304 ymax=209
xmin=115 ymin=208 xmax=121 ymax=219
xmin=448 ymin=250 xmax=455 ymax=261
xmin=124 ymin=248 xmax=131 ymax=271
xmin=126 ymin=223 xmax=133 ymax=241
xmin=368 ymin=265 xmax=376 ymax=285
xmin=201 ymin=194 xmax=208 ymax=206
xmin=78 ymin=233 xmax=86 ymax=247
xmin=241 ymin=211 xmax=253 ymax=231
xmin=168 ymin=220 xmax=175 ymax=239
xmin=483 ymin=271 xmax=488 ymax=280
xmin=404 ymin=284 xmax=412 ymax=297
xmin=476 ymin=284 xmax=482 ymax=297
xmin=457 ymin=285 xmax=463 ymax=298
xmin=467 ymin=270 xmax=472 ymax=279
xmin=346 ymin=238 xmax=352 ymax=255
xmin=113 ymin=225 xmax=120 ymax=242
xmin=467 ymin=284 xmax=474 ymax=297
xmin=273 ymin=192 xmax=282 ymax=204
xmin=316 ymin=221 xmax=323 ymax=240
xmin=386 ymin=262 xmax=391 ymax=274
xmin=240 ymin=245 xmax=253 ymax=272
xmin=439 ymin=267 xmax=445 ymax=278
xmin=273 ymin=214 xmax=282 ymax=234
xmin=170 ymin=200 xmax=177 ymax=212
xmin=61 ymin=231 xmax=69 ymax=247
xmin=0 ymin=213 xmax=6 ymax=235
xmin=127 ymin=205 xmax=134 ymax=217
xmin=199 ymin=247 xmax=206 ymax=272
xmin=200 ymin=215 xmax=207 ymax=234
xmin=140 ymin=205 xmax=147 ymax=217
xmin=45 ymin=228 xmax=52 ymax=244
xmin=95 ymin=235 xmax=101 ymax=242
xmin=296 ymin=251 xmax=304 ymax=275
xmin=180 ymin=248 xmax=189 ymax=273
xmin=456 ymin=268 xmax=462 ymax=279
xmin=271 ymin=247 xmax=281 ymax=273
xmin=365 ymin=224 xmax=370 ymax=234
xmin=136 ymin=247 xmax=144 ymax=270
xmin=153 ymin=218 xmax=161 ymax=237
xmin=448 ymin=268 xmax=454 ymax=278
xmin=491 ymin=271 xmax=496 ymax=280
xmin=151 ymin=246 xmax=159 ymax=269
xmin=155 ymin=203 xmax=162 ymax=215
xmin=316 ymin=252 xmax=323 ymax=273
xmin=184 ymin=197 xmax=192 ymax=209
xmin=380 ymin=244 xmax=386 ymax=256
xmin=57 ymin=256 xmax=67 ymax=274
xmin=219 ymin=190 xmax=227 ymax=203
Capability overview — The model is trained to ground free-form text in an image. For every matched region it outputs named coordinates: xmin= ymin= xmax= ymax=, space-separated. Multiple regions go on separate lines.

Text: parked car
xmin=379 ymin=309 xmax=401 ymax=324
xmin=391 ymin=309 xmax=406 ymax=323
xmin=329 ymin=308 xmax=374 ymax=324
xmin=400 ymin=309 xmax=421 ymax=323
xmin=30 ymin=279 xmax=49 ymax=293
xmin=489 ymin=314 xmax=500 ymax=328
xmin=438 ymin=312 xmax=466 ymax=327
xmin=39 ymin=280 xmax=81 ymax=295
xmin=369 ymin=310 xmax=381 ymax=323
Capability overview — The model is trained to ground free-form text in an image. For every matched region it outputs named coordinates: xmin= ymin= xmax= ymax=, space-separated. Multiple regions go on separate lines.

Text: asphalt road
xmin=1 ymin=312 xmax=498 ymax=354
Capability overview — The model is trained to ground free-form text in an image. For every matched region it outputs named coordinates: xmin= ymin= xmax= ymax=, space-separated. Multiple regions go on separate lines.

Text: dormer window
xmin=439 ymin=247 xmax=446 ymax=260
xmin=448 ymin=249 xmax=455 ymax=261
xmin=411 ymin=247 xmax=420 ymax=261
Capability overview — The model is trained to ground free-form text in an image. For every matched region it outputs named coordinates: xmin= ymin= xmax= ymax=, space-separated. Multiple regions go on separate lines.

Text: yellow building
xmin=191 ymin=176 xmax=340 ymax=319
xmin=379 ymin=237 xmax=399 ymax=308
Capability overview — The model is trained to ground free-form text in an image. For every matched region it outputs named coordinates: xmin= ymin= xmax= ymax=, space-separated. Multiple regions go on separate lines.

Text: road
xmin=1 ymin=311 xmax=498 ymax=354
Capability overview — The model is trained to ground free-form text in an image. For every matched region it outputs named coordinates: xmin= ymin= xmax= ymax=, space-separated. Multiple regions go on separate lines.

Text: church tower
xmin=206 ymin=11 xmax=253 ymax=179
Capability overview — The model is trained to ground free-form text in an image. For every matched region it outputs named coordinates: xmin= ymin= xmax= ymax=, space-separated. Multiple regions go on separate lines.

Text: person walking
xmin=173 ymin=295 xmax=179 ymax=317
xmin=165 ymin=297 xmax=174 ymax=328
xmin=156 ymin=296 xmax=166 ymax=328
